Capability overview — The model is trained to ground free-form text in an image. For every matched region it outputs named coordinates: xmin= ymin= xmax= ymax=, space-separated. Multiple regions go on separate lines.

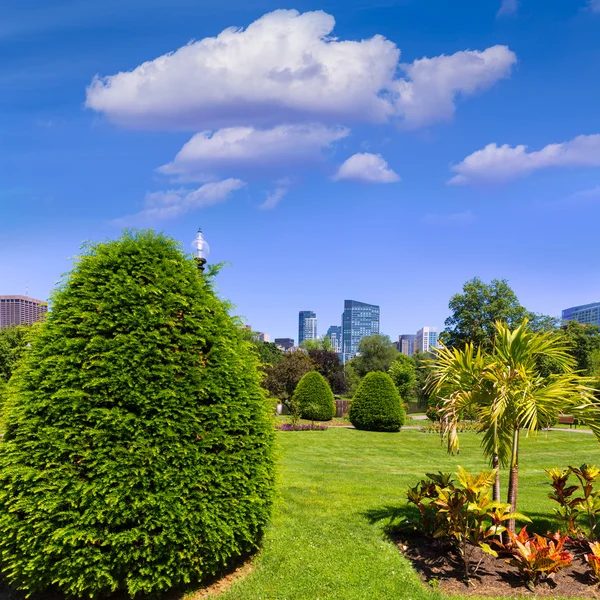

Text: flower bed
xmin=276 ymin=423 xmax=328 ymax=431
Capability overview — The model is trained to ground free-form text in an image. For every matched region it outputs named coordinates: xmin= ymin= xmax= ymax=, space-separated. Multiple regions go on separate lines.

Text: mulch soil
xmin=396 ymin=531 xmax=600 ymax=598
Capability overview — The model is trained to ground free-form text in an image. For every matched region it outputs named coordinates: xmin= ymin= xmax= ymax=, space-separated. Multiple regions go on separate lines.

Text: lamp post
xmin=192 ymin=228 xmax=210 ymax=272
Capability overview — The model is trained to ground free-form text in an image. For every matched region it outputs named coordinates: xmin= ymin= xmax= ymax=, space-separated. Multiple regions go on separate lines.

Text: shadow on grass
xmin=362 ymin=503 xmax=421 ymax=537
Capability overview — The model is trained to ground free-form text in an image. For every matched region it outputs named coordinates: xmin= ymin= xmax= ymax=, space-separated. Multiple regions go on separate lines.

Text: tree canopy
xmin=440 ymin=277 xmax=557 ymax=351
xmin=388 ymin=354 xmax=417 ymax=400
xmin=308 ymin=348 xmax=348 ymax=395
xmin=350 ymin=334 xmax=399 ymax=377
xmin=252 ymin=340 xmax=284 ymax=367
xmin=262 ymin=351 xmax=315 ymax=405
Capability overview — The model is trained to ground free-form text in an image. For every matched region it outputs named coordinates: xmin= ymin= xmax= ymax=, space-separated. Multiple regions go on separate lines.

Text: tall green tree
xmin=262 ymin=351 xmax=315 ymax=408
xmin=252 ymin=340 xmax=284 ymax=367
xmin=308 ymin=349 xmax=348 ymax=395
xmin=350 ymin=334 xmax=399 ymax=377
xmin=301 ymin=336 xmax=334 ymax=352
xmin=440 ymin=277 xmax=557 ymax=351
xmin=388 ymin=354 xmax=416 ymax=400
xmin=562 ymin=321 xmax=600 ymax=374
xmin=0 ymin=231 xmax=275 ymax=597
xmin=428 ymin=320 xmax=595 ymax=532
xmin=410 ymin=350 xmax=435 ymax=408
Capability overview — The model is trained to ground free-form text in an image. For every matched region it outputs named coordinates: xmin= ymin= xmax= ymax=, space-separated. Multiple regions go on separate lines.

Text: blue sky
xmin=1 ymin=0 xmax=599 ymax=341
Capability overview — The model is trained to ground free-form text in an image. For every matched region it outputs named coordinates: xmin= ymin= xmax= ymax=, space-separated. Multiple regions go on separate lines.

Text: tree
xmin=308 ymin=348 xmax=348 ymax=395
xmin=440 ymin=277 xmax=557 ymax=352
xmin=252 ymin=340 xmax=284 ymax=367
xmin=388 ymin=354 xmax=416 ymax=400
xmin=343 ymin=363 xmax=361 ymax=397
xmin=349 ymin=371 xmax=406 ymax=432
xmin=412 ymin=350 xmax=433 ymax=406
xmin=0 ymin=231 xmax=275 ymax=597
xmin=562 ymin=321 xmax=600 ymax=375
xmin=0 ymin=325 xmax=31 ymax=383
xmin=293 ymin=371 xmax=336 ymax=421
xmin=301 ymin=336 xmax=333 ymax=351
xmin=263 ymin=351 xmax=315 ymax=410
xmin=428 ymin=320 xmax=594 ymax=532
xmin=350 ymin=334 xmax=399 ymax=377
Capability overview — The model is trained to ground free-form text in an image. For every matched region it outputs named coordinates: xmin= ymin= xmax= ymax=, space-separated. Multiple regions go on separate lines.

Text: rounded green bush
xmin=349 ymin=371 xmax=405 ymax=432
xmin=0 ymin=231 xmax=275 ymax=598
xmin=293 ymin=371 xmax=335 ymax=421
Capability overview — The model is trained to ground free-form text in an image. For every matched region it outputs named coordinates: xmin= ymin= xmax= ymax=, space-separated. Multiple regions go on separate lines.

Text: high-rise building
xmin=326 ymin=325 xmax=342 ymax=353
xmin=274 ymin=338 xmax=294 ymax=351
xmin=562 ymin=302 xmax=600 ymax=327
xmin=342 ymin=300 xmax=380 ymax=361
xmin=298 ymin=311 xmax=317 ymax=346
xmin=254 ymin=332 xmax=271 ymax=343
xmin=0 ymin=295 xmax=48 ymax=328
xmin=415 ymin=327 xmax=439 ymax=354
xmin=398 ymin=334 xmax=416 ymax=356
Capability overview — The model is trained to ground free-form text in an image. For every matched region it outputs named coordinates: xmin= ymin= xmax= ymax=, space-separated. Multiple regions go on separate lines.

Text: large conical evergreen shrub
xmin=293 ymin=371 xmax=335 ymax=421
xmin=0 ymin=231 xmax=275 ymax=598
xmin=349 ymin=371 xmax=405 ymax=432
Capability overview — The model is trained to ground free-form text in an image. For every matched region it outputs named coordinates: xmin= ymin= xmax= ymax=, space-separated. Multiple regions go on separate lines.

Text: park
xmin=0 ymin=231 xmax=599 ymax=599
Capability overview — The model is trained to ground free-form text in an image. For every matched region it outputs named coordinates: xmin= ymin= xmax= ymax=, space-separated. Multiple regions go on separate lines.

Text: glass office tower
xmin=341 ymin=300 xmax=380 ymax=362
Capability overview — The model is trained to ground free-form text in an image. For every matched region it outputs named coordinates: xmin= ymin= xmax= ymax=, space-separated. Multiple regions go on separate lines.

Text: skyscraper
xmin=398 ymin=334 xmax=416 ymax=356
xmin=562 ymin=302 xmax=600 ymax=327
xmin=274 ymin=338 xmax=294 ymax=351
xmin=415 ymin=327 xmax=439 ymax=354
xmin=0 ymin=295 xmax=48 ymax=328
xmin=298 ymin=311 xmax=317 ymax=346
xmin=342 ymin=300 xmax=380 ymax=361
xmin=326 ymin=325 xmax=342 ymax=353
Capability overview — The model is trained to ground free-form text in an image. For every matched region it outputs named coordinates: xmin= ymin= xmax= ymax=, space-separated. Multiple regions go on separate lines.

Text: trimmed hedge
xmin=293 ymin=371 xmax=335 ymax=421
xmin=0 ymin=231 xmax=275 ymax=598
xmin=349 ymin=371 xmax=405 ymax=432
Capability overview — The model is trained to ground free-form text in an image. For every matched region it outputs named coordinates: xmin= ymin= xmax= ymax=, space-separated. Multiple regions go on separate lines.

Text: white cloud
xmin=333 ymin=152 xmax=400 ymax=183
xmin=259 ymin=187 xmax=287 ymax=210
xmin=449 ymin=134 xmax=600 ymax=185
xmin=497 ymin=0 xmax=518 ymax=16
xmin=422 ymin=210 xmax=476 ymax=225
xmin=86 ymin=9 xmax=516 ymax=131
xmin=258 ymin=177 xmax=295 ymax=210
xmin=589 ymin=0 xmax=600 ymax=13
xmin=395 ymin=46 xmax=516 ymax=129
xmin=113 ymin=178 xmax=246 ymax=225
xmin=159 ymin=124 xmax=349 ymax=178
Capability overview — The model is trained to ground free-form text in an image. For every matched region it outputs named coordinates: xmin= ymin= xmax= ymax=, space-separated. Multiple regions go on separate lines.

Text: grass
xmin=202 ymin=427 xmax=600 ymax=600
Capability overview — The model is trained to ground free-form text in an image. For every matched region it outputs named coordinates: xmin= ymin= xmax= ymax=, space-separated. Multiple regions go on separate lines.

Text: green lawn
xmin=207 ymin=428 xmax=600 ymax=600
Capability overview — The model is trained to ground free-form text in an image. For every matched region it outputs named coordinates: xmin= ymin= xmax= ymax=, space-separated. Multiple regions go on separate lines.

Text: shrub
xmin=293 ymin=371 xmax=335 ymax=421
xmin=349 ymin=371 xmax=405 ymax=432
xmin=545 ymin=464 xmax=600 ymax=540
xmin=407 ymin=468 xmax=527 ymax=579
xmin=585 ymin=541 xmax=600 ymax=581
xmin=503 ymin=528 xmax=572 ymax=589
xmin=0 ymin=231 xmax=275 ymax=598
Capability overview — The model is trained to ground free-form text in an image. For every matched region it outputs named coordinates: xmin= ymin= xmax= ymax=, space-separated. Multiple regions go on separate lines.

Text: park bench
xmin=558 ymin=414 xmax=576 ymax=428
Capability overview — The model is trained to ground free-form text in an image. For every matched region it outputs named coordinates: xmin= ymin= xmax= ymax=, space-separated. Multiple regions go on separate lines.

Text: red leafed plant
xmin=585 ymin=541 xmax=600 ymax=582
xmin=504 ymin=527 xmax=573 ymax=590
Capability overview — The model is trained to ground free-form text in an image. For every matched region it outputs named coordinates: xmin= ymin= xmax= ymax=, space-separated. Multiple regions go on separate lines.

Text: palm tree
xmin=428 ymin=320 xmax=597 ymax=532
